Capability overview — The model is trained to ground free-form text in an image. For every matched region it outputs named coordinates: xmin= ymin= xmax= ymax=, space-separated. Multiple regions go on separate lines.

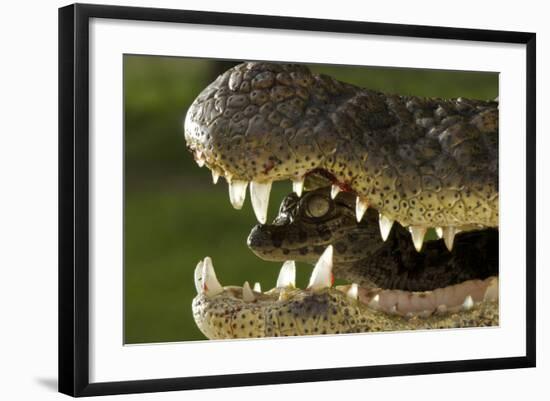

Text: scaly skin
xmin=248 ymin=187 xmax=498 ymax=291
xmin=185 ymin=62 xmax=499 ymax=230
xmin=192 ymin=286 xmax=498 ymax=339
xmin=191 ymin=189 xmax=499 ymax=339
xmin=186 ymin=62 xmax=499 ymax=339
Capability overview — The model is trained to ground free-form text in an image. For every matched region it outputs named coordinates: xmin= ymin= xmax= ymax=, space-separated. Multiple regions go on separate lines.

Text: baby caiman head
xmin=247 ymin=187 xmax=388 ymax=265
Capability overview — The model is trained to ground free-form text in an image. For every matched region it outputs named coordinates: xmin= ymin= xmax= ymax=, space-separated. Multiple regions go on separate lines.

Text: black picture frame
xmin=58 ymin=3 xmax=536 ymax=397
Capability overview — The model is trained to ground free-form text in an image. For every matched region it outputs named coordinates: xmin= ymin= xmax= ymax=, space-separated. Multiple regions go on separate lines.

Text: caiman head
xmin=184 ymin=62 xmax=499 ymax=239
xmin=185 ymin=62 xmax=499 ymax=339
xmin=246 ymin=188 xmax=386 ymax=265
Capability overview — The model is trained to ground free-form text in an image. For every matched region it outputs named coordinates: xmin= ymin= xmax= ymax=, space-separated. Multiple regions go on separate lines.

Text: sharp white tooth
xmin=355 ymin=197 xmax=368 ymax=222
xmin=212 ymin=170 xmax=220 ymax=184
xmin=308 ymin=245 xmax=334 ymax=290
xmin=228 ymin=180 xmax=248 ymax=210
xmin=443 ymin=227 xmax=457 ymax=252
xmin=435 ymin=227 xmax=443 ymax=239
xmin=330 ymin=184 xmax=341 ymax=199
xmin=292 ymin=177 xmax=304 ymax=197
xmin=276 ymin=260 xmax=296 ymax=288
xmin=201 ymin=256 xmax=223 ymax=297
xmin=242 ymin=281 xmax=255 ymax=302
xmin=379 ymin=214 xmax=394 ymax=241
xmin=462 ymin=295 xmax=474 ymax=310
xmin=194 ymin=260 xmax=204 ymax=294
xmin=409 ymin=226 xmax=427 ymax=252
xmin=253 ymin=282 xmax=262 ymax=292
xmin=368 ymin=294 xmax=380 ymax=309
xmin=250 ymin=181 xmax=272 ymax=224
xmin=347 ymin=283 xmax=358 ymax=301
xmin=194 ymin=151 xmax=205 ymax=167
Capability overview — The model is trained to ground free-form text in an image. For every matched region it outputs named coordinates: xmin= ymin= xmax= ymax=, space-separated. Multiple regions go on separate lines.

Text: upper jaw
xmin=188 ymin=144 xmax=465 ymax=252
xmin=186 ymin=104 xmax=489 ymax=252
xmin=184 ymin=61 xmax=497 ymax=247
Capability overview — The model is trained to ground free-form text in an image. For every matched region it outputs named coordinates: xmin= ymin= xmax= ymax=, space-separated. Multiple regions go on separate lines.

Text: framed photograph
xmin=58 ymin=3 xmax=536 ymax=397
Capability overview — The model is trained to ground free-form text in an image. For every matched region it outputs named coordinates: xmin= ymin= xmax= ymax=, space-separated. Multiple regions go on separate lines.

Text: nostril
xmin=247 ymin=225 xmax=266 ymax=248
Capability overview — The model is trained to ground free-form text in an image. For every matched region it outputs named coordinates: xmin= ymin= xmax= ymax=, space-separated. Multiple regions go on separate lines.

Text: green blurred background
xmin=124 ymin=55 xmax=498 ymax=344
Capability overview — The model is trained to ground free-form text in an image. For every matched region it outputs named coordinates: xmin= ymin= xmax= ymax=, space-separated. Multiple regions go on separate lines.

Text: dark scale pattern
xmin=187 ymin=63 xmax=500 ymax=339
xmin=192 ymin=288 xmax=498 ymax=339
xmin=185 ymin=62 xmax=498 ymax=228
xmin=248 ymin=188 xmax=498 ymax=292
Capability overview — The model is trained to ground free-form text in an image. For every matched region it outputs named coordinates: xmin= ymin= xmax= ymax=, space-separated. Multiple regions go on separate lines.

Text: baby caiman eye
xmin=305 ymin=195 xmax=331 ymax=218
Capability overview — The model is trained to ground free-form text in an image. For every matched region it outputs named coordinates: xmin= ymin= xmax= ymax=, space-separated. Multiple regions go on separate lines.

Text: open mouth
xmin=185 ymin=61 xmax=499 ymax=339
xmin=193 ymin=246 xmax=498 ymax=339
xmin=190 ymin=169 xmax=499 ymax=339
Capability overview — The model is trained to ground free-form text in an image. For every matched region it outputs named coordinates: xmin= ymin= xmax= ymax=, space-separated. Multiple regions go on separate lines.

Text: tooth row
xmin=353 ymin=195 xmax=458 ymax=252
xmin=224 ymin=173 xmax=460 ymax=251
xmin=194 ymin=245 xmax=336 ymax=301
xmin=228 ymin=176 xmax=299 ymax=224
xmin=195 ymin=252 xmax=497 ymax=317
xmin=364 ymin=276 xmax=498 ymax=317
xmin=227 ymin=178 xmax=273 ymax=224
xmin=405 ymin=225 xmax=459 ymax=253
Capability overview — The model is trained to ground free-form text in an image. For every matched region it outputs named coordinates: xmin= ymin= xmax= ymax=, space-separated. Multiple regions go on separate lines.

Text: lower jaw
xmin=193 ymin=265 xmax=499 ymax=339
xmin=192 ymin=278 xmax=499 ymax=340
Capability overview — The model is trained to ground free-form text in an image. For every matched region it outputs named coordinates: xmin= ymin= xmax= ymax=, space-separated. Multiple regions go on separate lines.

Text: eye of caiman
xmin=303 ymin=194 xmax=332 ymax=220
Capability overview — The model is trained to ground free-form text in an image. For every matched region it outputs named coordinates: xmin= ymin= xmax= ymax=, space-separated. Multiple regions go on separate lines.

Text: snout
xmin=247 ymin=224 xmax=270 ymax=249
xmin=247 ymin=223 xmax=294 ymax=262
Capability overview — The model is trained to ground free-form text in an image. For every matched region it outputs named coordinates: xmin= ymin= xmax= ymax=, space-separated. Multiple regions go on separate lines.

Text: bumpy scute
xmin=192 ymin=287 xmax=498 ymax=339
xmin=185 ymin=62 xmax=498 ymax=229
